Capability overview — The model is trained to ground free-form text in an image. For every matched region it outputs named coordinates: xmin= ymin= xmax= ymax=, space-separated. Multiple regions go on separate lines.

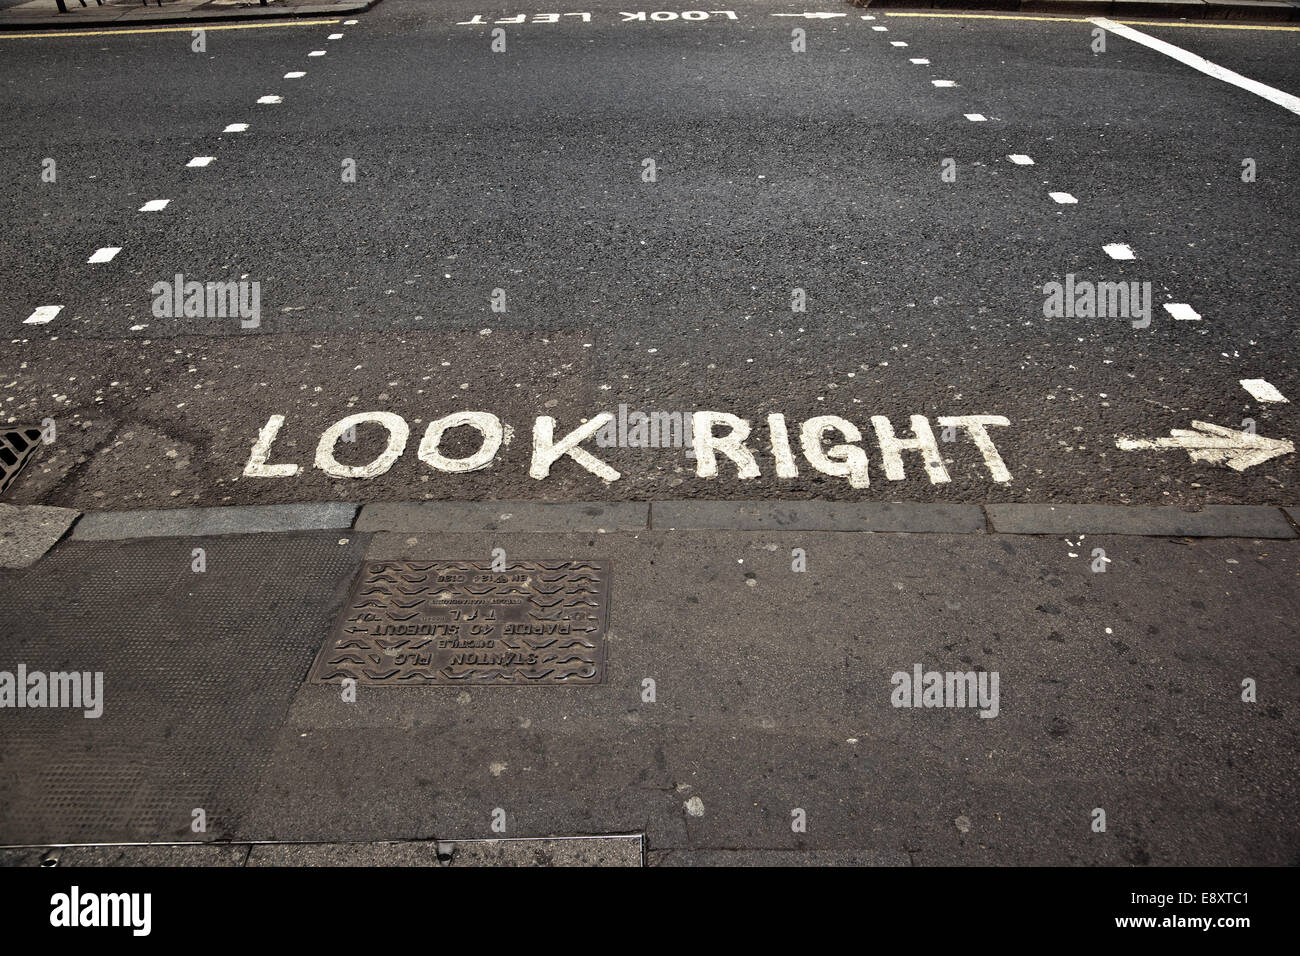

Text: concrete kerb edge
xmin=0 ymin=0 xmax=378 ymax=32
xmin=3 ymin=501 xmax=1296 ymax=553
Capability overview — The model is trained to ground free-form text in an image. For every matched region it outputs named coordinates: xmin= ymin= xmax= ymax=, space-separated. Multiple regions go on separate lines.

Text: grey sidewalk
xmin=854 ymin=0 xmax=1300 ymax=23
xmin=0 ymin=0 xmax=376 ymax=30
xmin=1 ymin=516 xmax=1296 ymax=864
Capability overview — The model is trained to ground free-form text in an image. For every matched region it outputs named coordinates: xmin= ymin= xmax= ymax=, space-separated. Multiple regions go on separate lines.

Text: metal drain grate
xmin=310 ymin=560 xmax=611 ymax=685
xmin=0 ymin=427 xmax=44 ymax=496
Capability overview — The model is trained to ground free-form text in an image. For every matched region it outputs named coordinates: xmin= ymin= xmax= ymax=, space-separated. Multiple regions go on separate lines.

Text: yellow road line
xmin=884 ymin=11 xmax=1300 ymax=31
xmin=0 ymin=18 xmax=340 ymax=39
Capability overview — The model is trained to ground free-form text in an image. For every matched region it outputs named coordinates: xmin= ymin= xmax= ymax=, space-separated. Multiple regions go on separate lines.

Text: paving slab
xmin=0 ymin=0 xmax=376 ymax=29
xmin=0 ymin=503 xmax=79 ymax=568
xmin=246 ymin=836 xmax=642 ymax=866
xmin=0 ymin=531 xmax=367 ymax=845
xmin=0 ymin=844 xmax=247 ymax=866
xmin=229 ymin=529 xmax=1299 ymax=864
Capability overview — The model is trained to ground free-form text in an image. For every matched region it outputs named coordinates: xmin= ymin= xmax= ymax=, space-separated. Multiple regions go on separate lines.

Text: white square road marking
xmin=1163 ymin=303 xmax=1201 ymax=321
xmin=1241 ymin=379 xmax=1288 ymax=403
xmin=257 ymin=95 xmax=283 ymax=104
xmin=139 ymin=199 xmax=170 ymax=212
xmin=88 ymin=247 xmax=121 ymax=264
xmin=964 ymin=113 xmax=986 ymax=122
xmin=186 ymin=156 xmax=215 ymax=167
xmin=1103 ymin=242 xmax=1135 ymax=260
xmin=223 ymin=123 xmax=249 ymax=133
xmin=24 ymin=305 xmax=62 ymax=325
xmin=1007 ymin=154 xmax=1034 ymax=165
xmin=1049 ymin=192 xmax=1077 ymax=203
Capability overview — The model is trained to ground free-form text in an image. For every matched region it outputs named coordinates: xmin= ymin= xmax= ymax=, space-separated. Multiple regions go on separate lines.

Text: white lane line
xmin=964 ymin=113 xmax=987 ymax=121
xmin=1103 ymin=242 xmax=1136 ymax=260
xmin=1049 ymin=191 xmax=1077 ymax=203
xmin=872 ymin=26 xmax=888 ymax=32
xmin=24 ymin=305 xmax=62 ymax=325
xmin=1007 ymin=154 xmax=1034 ymax=165
xmin=1091 ymin=18 xmax=1300 ymax=117
xmin=909 ymin=58 xmax=930 ymax=65
xmin=1164 ymin=302 xmax=1201 ymax=321
xmin=890 ymin=41 xmax=908 ymax=47
xmin=223 ymin=122 xmax=249 ymax=133
xmin=1241 ymin=379 xmax=1288 ymax=403
xmin=139 ymin=199 xmax=170 ymax=212
xmin=257 ymin=95 xmax=283 ymax=104
xmin=88 ymin=246 xmax=121 ymax=264
xmin=932 ymin=79 xmax=956 ymax=87
xmin=344 ymin=19 xmax=357 ymax=24
xmin=328 ymin=32 xmax=343 ymax=39
xmin=309 ymin=50 xmax=326 ymax=56
xmin=187 ymin=156 xmax=215 ymax=167
xmin=285 ymin=71 xmax=306 ymax=79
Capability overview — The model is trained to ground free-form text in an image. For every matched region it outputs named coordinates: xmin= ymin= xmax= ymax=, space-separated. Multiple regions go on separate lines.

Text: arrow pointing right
xmin=1116 ymin=420 xmax=1295 ymax=472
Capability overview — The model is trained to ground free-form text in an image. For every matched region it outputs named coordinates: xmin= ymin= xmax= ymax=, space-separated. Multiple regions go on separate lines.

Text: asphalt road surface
xmin=1 ymin=2 xmax=1299 ymax=876
xmin=2 ymin=1 xmax=1297 ymax=511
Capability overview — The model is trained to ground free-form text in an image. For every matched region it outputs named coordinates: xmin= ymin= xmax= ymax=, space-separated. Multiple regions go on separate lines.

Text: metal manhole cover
xmin=309 ymin=560 xmax=610 ymax=685
xmin=0 ymin=427 xmax=44 ymax=497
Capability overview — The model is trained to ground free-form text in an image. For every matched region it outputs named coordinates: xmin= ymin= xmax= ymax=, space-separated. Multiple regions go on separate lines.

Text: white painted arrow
xmin=1116 ymin=420 xmax=1294 ymax=472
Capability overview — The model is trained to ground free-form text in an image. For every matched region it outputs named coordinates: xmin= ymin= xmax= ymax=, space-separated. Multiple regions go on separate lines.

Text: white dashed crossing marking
xmin=87 ymin=247 xmax=121 ymax=264
xmin=932 ymin=80 xmax=956 ymax=88
xmin=285 ymin=71 xmax=306 ymax=79
xmin=139 ymin=199 xmax=170 ymax=212
xmin=1049 ymin=191 xmax=1077 ymax=204
xmin=1163 ymin=303 xmax=1201 ymax=322
xmin=1103 ymin=242 xmax=1135 ymax=260
xmin=890 ymin=41 xmax=907 ymax=47
xmin=223 ymin=123 xmax=249 ymax=133
xmin=964 ymin=113 xmax=986 ymax=122
xmin=872 ymin=26 xmax=887 ymax=32
xmin=257 ymin=95 xmax=283 ymax=104
xmin=909 ymin=58 xmax=929 ymax=65
xmin=344 ymin=19 xmax=357 ymax=24
xmin=186 ymin=156 xmax=215 ymax=167
xmin=309 ymin=50 xmax=326 ymax=56
xmin=24 ymin=305 xmax=62 ymax=325
xmin=1241 ymin=379 xmax=1288 ymax=403
xmin=1007 ymin=154 xmax=1034 ymax=165
xmin=1091 ymin=18 xmax=1300 ymax=117
xmin=328 ymin=33 xmax=343 ymax=39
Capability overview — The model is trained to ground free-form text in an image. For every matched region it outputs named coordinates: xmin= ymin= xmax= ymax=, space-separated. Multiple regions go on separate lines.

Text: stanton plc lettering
xmin=243 ymin=409 xmax=1012 ymax=486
